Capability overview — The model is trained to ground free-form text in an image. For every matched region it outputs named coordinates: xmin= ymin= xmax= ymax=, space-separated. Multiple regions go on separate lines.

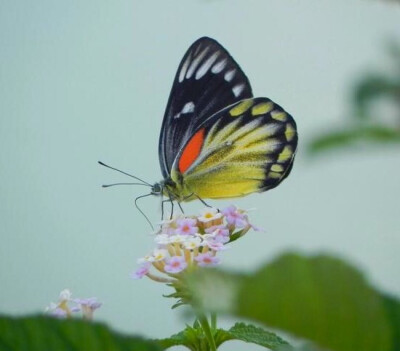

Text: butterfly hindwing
xmin=158 ymin=37 xmax=253 ymax=179
xmin=170 ymin=97 xmax=298 ymax=199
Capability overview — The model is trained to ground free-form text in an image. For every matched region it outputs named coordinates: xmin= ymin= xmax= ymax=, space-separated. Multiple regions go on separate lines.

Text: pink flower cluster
xmin=45 ymin=289 xmax=102 ymax=320
xmin=132 ymin=205 xmax=255 ymax=282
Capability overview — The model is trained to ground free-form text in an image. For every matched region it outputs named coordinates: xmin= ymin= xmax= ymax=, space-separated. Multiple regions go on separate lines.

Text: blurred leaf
xmin=353 ymin=75 xmax=400 ymax=119
xmin=353 ymin=41 xmax=400 ymax=120
xmin=388 ymin=41 xmax=400 ymax=66
xmin=309 ymin=42 xmax=400 ymax=155
xmin=0 ymin=315 xmax=161 ymax=351
xmin=382 ymin=295 xmax=400 ymax=351
xmin=184 ymin=252 xmax=399 ymax=351
xmin=308 ymin=125 xmax=400 ymax=154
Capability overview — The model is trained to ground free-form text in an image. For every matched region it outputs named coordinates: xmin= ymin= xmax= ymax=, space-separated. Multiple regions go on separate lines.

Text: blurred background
xmin=0 ymin=0 xmax=399 ymax=349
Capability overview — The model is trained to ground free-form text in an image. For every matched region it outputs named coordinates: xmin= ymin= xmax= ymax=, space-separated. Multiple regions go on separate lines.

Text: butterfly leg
xmin=177 ymin=202 xmax=185 ymax=214
xmin=169 ymin=197 xmax=174 ymax=220
xmin=164 ymin=189 xmax=175 ymax=220
xmin=161 ymin=198 xmax=174 ymax=221
xmin=183 ymin=193 xmax=193 ymax=201
xmin=161 ymin=198 xmax=167 ymax=220
xmin=194 ymin=193 xmax=212 ymax=208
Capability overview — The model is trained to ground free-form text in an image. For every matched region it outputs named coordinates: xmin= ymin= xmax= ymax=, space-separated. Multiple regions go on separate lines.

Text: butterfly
xmin=100 ymin=37 xmax=297 ymax=208
xmin=153 ymin=37 xmax=298 ymax=203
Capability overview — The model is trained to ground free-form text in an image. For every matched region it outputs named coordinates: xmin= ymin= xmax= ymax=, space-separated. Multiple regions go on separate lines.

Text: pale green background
xmin=1 ymin=0 xmax=400 ymax=349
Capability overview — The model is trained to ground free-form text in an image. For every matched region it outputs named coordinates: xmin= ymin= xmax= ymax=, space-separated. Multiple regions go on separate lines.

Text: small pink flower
xmin=205 ymin=226 xmax=230 ymax=243
xmin=49 ymin=307 xmax=68 ymax=318
xmin=249 ymin=222 xmax=263 ymax=232
xmin=164 ymin=256 xmax=187 ymax=273
xmin=202 ymin=233 xmax=228 ymax=250
xmin=221 ymin=205 xmax=248 ymax=228
xmin=73 ymin=297 xmax=102 ymax=310
xmin=182 ymin=236 xmax=202 ymax=249
xmin=195 ymin=252 xmax=220 ymax=267
xmin=45 ymin=290 xmax=102 ymax=320
xmin=154 ymin=234 xmax=171 ymax=245
xmin=131 ymin=262 xmax=151 ymax=279
xmin=205 ymin=225 xmax=229 ymax=235
xmin=158 ymin=216 xmax=182 ymax=235
xmin=175 ymin=218 xmax=198 ymax=236
xmin=73 ymin=297 xmax=102 ymax=320
xmin=197 ymin=208 xmax=222 ymax=223
xmin=205 ymin=241 xmax=227 ymax=251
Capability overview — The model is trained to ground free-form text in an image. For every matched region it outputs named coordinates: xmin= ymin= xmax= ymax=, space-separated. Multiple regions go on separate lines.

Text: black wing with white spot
xmin=158 ymin=37 xmax=253 ymax=178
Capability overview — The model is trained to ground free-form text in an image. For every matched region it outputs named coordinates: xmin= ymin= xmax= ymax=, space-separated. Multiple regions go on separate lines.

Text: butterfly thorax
xmin=153 ymin=174 xmax=194 ymax=202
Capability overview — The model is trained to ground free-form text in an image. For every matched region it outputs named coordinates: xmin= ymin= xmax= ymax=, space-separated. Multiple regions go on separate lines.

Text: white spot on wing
xmin=195 ymin=52 xmax=220 ymax=80
xmin=211 ymin=59 xmax=227 ymax=74
xmin=232 ymin=84 xmax=245 ymax=97
xmin=224 ymin=69 xmax=236 ymax=82
xmin=186 ymin=47 xmax=209 ymax=79
xmin=194 ymin=43 xmax=203 ymax=56
xmin=174 ymin=101 xmax=195 ymax=119
xmin=179 ymin=52 xmax=192 ymax=83
xmin=181 ymin=101 xmax=195 ymax=114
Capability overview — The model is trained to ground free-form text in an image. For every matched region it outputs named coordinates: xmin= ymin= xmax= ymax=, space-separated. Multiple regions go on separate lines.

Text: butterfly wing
xmin=159 ymin=37 xmax=253 ymax=179
xmin=169 ymin=97 xmax=298 ymax=200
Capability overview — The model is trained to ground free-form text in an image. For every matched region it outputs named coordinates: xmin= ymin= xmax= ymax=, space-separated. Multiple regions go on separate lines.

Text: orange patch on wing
xmin=179 ymin=128 xmax=205 ymax=173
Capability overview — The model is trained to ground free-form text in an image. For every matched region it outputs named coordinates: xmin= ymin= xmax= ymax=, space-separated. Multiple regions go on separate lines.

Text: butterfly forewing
xmin=171 ymin=97 xmax=298 ymax=199
xmin=159 ymin=37 xmax=253 ymax=178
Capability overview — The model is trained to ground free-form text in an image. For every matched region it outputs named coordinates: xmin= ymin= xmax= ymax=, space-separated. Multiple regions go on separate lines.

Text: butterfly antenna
xmin=135 ymin=193 xmax=154 ymax=230
xmin=102 ymin=182 xmax=151 ymax=188
xmin=98 ymin=161 xmax=152 ymax=186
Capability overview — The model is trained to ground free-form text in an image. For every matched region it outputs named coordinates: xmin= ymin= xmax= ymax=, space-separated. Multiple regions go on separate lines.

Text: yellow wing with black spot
xmin=169 ymin=97 xmax=298 ymax=200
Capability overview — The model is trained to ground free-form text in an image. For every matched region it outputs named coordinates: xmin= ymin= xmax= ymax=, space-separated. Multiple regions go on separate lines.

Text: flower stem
xmin=197 ymin=312 xmax=217 ymax=351
xmin=146 ymin=272 xmax=175 ymax=283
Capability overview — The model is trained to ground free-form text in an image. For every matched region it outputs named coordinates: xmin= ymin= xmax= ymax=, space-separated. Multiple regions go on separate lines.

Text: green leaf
xmin=353 ymin=74 xmax=400 ymax=119
xmin=308 ymin=125 xmax=400 ymax=154
xmin=0 ymin=314 xmax=161 ymax=351
xmin=382 ymin=295 xmax=400 ymax=351
xmin=157 ymin=329 xmax=189 ymax=349
xmin=184 ymin=252 xmax=399 ymax=351
xmin=215 ymin=322 xmax=290 ymax=350
xmin=156 ymin=325 xmax=208 ymax=351
xmin=309 ymin=42 xmax=400 ymax=156
xmin=157 ymin=322 xmax=290 ymax=350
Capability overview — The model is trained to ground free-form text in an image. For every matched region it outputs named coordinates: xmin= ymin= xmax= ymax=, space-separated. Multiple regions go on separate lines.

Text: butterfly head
xmin=151 ymin=182 xmax=163 ymax=196
xmin=154 ymin=178 xmax=180 ymax=200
